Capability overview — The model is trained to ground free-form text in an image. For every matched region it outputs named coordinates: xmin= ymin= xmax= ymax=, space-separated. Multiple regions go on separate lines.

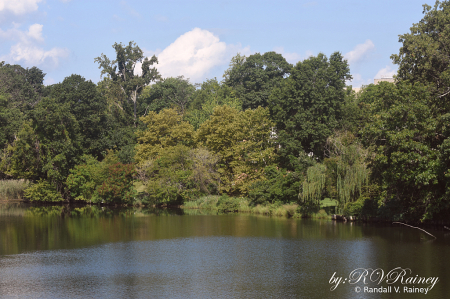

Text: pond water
xmin=0 ymin=203 xmax=449 ymax=298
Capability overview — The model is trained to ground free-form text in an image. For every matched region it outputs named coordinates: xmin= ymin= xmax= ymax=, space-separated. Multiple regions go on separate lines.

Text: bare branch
xmin=393 ymin=222 xmax=436 ymax=239
xmin=438 ymin=88 xmax=450 ymax=98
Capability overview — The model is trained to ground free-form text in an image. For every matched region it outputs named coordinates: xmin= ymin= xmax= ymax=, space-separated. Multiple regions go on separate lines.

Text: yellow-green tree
xmin=135 ymin=108 xmax=195 ymax=164
xmin=196 ymin=105 xmax=276 ymax=194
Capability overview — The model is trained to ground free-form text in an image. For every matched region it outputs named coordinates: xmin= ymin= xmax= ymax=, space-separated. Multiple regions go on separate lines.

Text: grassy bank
xmin=181 ymin=195 xmax=331 ymax=219
xmin=0 ymin=180 xmax=30 ymax=200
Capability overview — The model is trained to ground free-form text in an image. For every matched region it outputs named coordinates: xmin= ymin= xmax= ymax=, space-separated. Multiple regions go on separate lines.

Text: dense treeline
xmin=1 ymin=2 xmax=450 ymax=222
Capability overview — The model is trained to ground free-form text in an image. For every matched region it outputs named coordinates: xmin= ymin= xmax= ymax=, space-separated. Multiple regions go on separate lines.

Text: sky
xmin=0 ymin=0 xmax=431 ymax=87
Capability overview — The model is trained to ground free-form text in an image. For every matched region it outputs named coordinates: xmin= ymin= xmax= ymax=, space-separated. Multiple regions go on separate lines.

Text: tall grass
xmin=181 ymin=195 xmax=220 ymax=210
xmin=181 ymin=196 xmax=329 ymax=219
xmin=0 ymin=180 xmax=31 ymax=200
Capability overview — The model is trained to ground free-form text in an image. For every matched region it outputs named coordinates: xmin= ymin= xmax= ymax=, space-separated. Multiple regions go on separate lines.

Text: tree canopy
xmin=392 ymin=0 xmax=450 ymax=102
xmin=95 ymin=41 xmax=160 ymax=125
xmin=223 ymin=52 xmax=292 ymax=109
xmin=269 ymin=52 xmax=351 ymax=167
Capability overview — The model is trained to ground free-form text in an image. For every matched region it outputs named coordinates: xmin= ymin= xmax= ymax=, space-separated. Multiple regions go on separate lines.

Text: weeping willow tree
xmin=335 ymin=159 xmax=368 ymax=212
xmin=300 ymin=131 xmax=370 ymax=214
xmin=325 ymin=132 xmax=369 ymax=213
xmin=301 ymin=163 xmax=326 ymax=205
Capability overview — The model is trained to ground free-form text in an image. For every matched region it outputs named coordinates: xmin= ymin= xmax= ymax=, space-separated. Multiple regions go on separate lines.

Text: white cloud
xmin=0 ymin=24 xmax=69 ymax=69
xmin=374 ymin=65 xmax=397 ymax=79
xmin=0 ymin=0 xmax=42 ymax=15
xmin=151 ymin=28 xmax=250 ymax=83
xmin=344 ymin=40 xmax=375 ymax=65
xmin=26 ymin=23 xmax=43 ymax=41
xmin=5 ymin=43 xmax=69 ymax=68
xmin=273 ymin=47 xmax=314 ymax=64
xmin=346 ymin=73 xmax=372 ymax=88
xmin=0 ymin=23 xmax=43 ymax=44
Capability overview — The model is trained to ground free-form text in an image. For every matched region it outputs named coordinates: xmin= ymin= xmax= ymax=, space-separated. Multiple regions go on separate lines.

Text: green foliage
xmin=24 ymin=180 xmax=64 ymax=202
xmin=223 ymin=52 xmax=292 ymax=109
xmin=137 ymin=145 xmax=220 ymax=204
xmin=66 ymin=155 xmax=106 ymax=202
xmin=0 ymin=180 xmax=30 ymax=200
xmin=298 ymin=131 xmax=370 ymax=214
xmin=47 ymin=74 xmax=108 ymax=158
xmin=360 ymin=82 xmax=450 ymax=220
xmin=343 ymin=199 xmax=364 ymax=217
xmin=391 ymin=0 xmax=450 ymax=102
xmin=139 ymin=76 xmax=195 ymax=115
xmin=340 ymin=88 xmax=371 ymax=134
xmin=0 ymin=63 xmax=45 ymax=112
xmin=184 ymin=78 xmax=242 ymax=129
xmin=182 ymin=195 xmax=220 ymax=210
xmin=196 ymin=105 xmax=277 ymax=195
xmin=216 ymin=194 xmax=240 ymax=213
xmin=95 ymin=41 xmax=160 ymax=124
xmin=1 ymin=98 xmax=83 ymax=196
xmin=248 ymin=166 xmax=301 ymax=205
xmin=301 ymin=163 xmax=326 ymax=205
xmin=0 ymin=92 xmax=23 ymax=153
xmin=324 ymin=132 xmax=369 ymax=213
xmin=66 ymin=152 xmax=136 ymax=204
xmin=135 ymin=108 xmax=195 ymax=164
xmin=269 ymin=52 xmax=351 ymax=166
xmin=97 ymin=163 xmax=136 ymax=204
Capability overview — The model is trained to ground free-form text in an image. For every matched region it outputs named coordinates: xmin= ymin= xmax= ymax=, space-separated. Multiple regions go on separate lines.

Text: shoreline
xmin=1 ymin=198 xmax=449 ymax=227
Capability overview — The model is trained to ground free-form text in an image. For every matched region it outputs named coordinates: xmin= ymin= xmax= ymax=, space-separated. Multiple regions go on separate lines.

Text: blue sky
xmin=0 ymin=0 xmax=429 ymax=87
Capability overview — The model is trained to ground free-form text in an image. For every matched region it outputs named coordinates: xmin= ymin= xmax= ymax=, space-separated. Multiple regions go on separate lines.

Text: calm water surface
xmin=0 ymin=203 xmax=449 ymax=298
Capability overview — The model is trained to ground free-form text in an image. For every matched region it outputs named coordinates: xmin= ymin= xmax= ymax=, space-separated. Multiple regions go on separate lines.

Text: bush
xmin=343 ymin=199 xmax=364 ymax=217
xmin=24 ymin=180 xmax=64 ymax=202
xmin=216 ymin=195 xmax=240 ymax=213
xmin=97 ymin=163 xmax=136 ymax=204
xmin=66 ymin=152 xmax=137 ymax=204
xmin=248 ymin=166 xmax=301 ymax=205
xmin=315 ymin=209 xmax=328 ymax=219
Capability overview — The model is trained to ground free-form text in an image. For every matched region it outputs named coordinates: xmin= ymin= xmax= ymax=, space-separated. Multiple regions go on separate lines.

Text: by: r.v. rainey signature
xmin=329 ymin=267 xmax=439 ymax=291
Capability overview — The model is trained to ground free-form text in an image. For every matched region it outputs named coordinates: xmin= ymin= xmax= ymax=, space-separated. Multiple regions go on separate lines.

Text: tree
xmin=66 ymin=151 xmax=136 ymax=204
xmin=196 ymin=105 xmax=276 ymax=194
xmin=0 ymin=92 xmax=22 ymax=151
xmin=47 ymin=74 xmax=108 ymax=158
xmin=0 ymin=62 xmax=45 ymax=111
xmin=137 ymin=144 xmax=220 ymax=204
xmin=1 ymin=98 xmax=82 ymax=196
xmin=96 ymin=76 xmax=137 ymax=163
xmin=135 ymin=108 xmax=195 ymax=164
xmin=269 ymin=52 xmax=351 ymax=168
xmin=391 ymin=0 xmax=450 ymax=104
xmin=223 ymin=52 xmax=292 ymax=109
xmin=95 ymin=41 xmax=160 ymax=125
xmin=360 ymin=82 xmax=449 ymax=221
xmin=184 ymin=78 xmax=242 ymax=129
xmin=139 ymin=76 xmax=195 ymax=115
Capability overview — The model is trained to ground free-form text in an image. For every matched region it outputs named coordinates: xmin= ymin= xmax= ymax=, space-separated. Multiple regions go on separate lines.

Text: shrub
xmin=315 ymin=209 xmax=329 ymax=219
xmin=343 ymin=199 xmax=364 ymax=217
xmin=24 ymin=180 xmax=64 ymax=202
xmin=216 ymin=195 xmax=240 ymax=213
xmin=248 ymin=166 xmax=301 ymax=205
xmin=66 ymin=152 xmax=137 ymax=204
xmin=97 ymin=163 xmax=136 ymax=204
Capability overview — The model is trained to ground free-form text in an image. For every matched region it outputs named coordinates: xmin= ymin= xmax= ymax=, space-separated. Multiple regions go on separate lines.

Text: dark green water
xmin=0 ymin=203 xmax=448 ymax=298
